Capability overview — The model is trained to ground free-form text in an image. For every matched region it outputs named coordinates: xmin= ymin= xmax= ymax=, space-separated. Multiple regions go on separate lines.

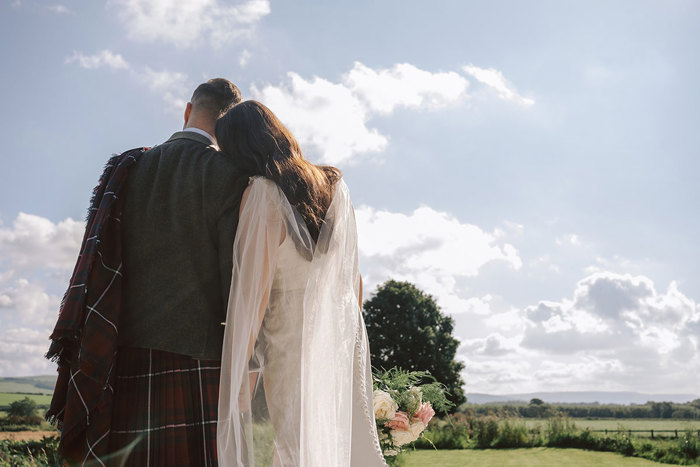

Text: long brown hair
xmin=215 ymin=100 xmax=341 ymax=242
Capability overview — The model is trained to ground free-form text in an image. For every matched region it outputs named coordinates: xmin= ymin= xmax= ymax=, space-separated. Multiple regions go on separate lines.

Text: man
xmin=110 ymin=78 xmax=248 ymax=464
xmin=47 ymin=78 xmax=247 ymax=465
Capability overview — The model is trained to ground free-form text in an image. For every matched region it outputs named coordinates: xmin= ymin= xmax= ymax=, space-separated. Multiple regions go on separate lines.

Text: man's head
xmin=184 ymin=78 xmax=242 ymax=135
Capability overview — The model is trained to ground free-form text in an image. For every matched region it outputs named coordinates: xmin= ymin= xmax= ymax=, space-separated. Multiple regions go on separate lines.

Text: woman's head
xmin=216 ymin=100 xmax=341 ymax=241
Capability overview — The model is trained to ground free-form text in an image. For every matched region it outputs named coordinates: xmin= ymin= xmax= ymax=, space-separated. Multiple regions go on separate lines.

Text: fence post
xmin=674 ymin=430 xmax=678 ymax=438
xmin=651 ymin=430 xmax=654 ymax=439
xmin=605 ymin=429 xmax=608 ymax=435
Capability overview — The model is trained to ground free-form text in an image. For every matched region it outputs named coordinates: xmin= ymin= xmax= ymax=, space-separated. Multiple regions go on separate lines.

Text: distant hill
xmin=467 ymin=391 xmax=700 ymax=405
xmin=0 ymin=375 xmax=56 ymax=395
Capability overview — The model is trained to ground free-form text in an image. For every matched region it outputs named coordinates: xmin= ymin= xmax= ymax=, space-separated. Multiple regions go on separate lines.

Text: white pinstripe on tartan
xmin=112 ymin=420 xmax=217 ymax=434
xmin=84 ymin=263 xmax=122 ymax=332
xmin=198 ymin=360 xmax=207 ymax=464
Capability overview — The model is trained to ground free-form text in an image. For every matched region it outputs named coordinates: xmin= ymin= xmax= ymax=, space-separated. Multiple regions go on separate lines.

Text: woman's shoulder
xmin=246 ymin=175 xmax=278 ymax=192
xmin=242 ymin=176 xmax=286 ymax=212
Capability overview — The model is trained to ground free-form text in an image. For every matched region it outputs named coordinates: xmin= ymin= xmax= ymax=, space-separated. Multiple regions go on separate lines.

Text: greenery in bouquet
xmin=372 ymin=368 xmax=454 ymax=463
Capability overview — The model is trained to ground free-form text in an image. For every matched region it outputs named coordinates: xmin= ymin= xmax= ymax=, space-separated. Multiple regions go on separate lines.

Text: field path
xmin=0 ymin=431 xmax=58 ymax=441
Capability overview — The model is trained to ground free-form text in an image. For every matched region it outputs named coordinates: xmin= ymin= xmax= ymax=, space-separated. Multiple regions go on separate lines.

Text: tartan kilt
xmin=107 ymin=347 xmax=221 ymax=466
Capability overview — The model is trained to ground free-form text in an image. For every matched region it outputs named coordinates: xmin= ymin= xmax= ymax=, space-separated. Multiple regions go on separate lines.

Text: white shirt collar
xmin=183 ymin=127 xmax=217 ymax=147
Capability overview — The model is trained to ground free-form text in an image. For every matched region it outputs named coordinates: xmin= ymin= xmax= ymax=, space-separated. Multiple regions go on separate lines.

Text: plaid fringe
xmin=45 ymin=148 xmax=148 ymax=463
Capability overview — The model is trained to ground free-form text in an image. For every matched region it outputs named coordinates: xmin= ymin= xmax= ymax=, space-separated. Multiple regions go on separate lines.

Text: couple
xmin=46 ymin=78 xmax=386 ymax=466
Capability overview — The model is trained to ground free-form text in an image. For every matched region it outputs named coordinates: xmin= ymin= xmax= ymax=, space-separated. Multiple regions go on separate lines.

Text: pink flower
xmin=414 ymin=402 xmax=435 ymax=426
xmin=384 ymin=411 xmax=410 ymax=431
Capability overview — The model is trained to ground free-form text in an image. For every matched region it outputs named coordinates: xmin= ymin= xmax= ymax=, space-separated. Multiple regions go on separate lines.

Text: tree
xmin=527 ymin=398 xmax=547 ymax=417
xmin=363 ymin=280 xmax=466 ymax=409
xmin=7 ymin=397 xmax=38 ymax=417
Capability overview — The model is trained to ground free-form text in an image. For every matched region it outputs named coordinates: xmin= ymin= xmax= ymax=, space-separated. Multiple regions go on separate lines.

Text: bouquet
xmin=372 ymin=368 xmax=453 ymax=462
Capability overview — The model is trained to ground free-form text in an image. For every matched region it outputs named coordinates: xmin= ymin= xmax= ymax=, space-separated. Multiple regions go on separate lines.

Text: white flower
xmin=384 ymin=448 xmax=399 ymax=456
xmin=409 ymin=420 xmax=426 ymax=441
xmin=373 ymin=389 xmax=398 ymax=420
xmin=390 ymin=428 xmax=414 ymax=446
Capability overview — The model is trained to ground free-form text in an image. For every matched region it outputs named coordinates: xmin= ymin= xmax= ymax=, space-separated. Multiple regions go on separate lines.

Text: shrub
xmin=678 ymin=431 xmax=699 ymax=460
xmin=414 ymin=418 xmax=470 ymax=450
xmin=3 ymin=415 xmax=43 ymax=426
xmin=0 ymin=436 xmax=60 ymax=467
xmin=493 ymin=419 xmax=529 ymax=448
xmin=472 ymin=416 xmax=499 ymax=449
xmin=7 ymin=398 xmax=39 ymax=418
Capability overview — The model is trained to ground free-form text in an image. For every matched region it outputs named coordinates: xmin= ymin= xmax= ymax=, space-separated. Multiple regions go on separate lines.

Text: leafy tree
xmin=650 ymin=401 xmax=674 ymax=418
xmin=529 ymin=398 xmax=544 ymax=406
xmin=7 ymin=397 xmax=38 ymax=417
xmin=363 ymin=280 xmax=466 ymax=409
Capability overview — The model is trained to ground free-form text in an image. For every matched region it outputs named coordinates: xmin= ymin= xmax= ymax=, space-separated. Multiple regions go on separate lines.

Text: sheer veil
xmin=217 ymin=176 xmax=385 ymax=467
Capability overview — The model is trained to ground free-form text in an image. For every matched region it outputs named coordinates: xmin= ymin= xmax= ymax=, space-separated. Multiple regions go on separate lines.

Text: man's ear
xmin=183 ymin=102 xmax=193 ymax=127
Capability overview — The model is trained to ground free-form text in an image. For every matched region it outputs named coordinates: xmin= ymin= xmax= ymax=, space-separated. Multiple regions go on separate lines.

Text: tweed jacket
xmin=118 ymin=131 xmax=248 ymax=360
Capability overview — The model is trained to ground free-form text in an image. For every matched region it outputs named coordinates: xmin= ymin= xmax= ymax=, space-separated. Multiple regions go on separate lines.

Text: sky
xmin=1 ymin=0 xmax=699 ymax=396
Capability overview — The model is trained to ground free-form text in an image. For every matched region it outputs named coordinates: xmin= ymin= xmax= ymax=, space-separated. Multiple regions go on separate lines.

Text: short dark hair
xmin=190 ymin=78 xmax=242 ymax=118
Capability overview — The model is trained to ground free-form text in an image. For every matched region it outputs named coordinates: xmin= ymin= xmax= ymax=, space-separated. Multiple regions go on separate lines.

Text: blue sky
xmin=1 ymin=0 xmax=699 ymax=395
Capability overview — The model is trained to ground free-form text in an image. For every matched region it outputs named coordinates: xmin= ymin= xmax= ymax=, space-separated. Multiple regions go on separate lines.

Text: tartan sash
xmin=45 ymin=147 xmax=147 ymax=462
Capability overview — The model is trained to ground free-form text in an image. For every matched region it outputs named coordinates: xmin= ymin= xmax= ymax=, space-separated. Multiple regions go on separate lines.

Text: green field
xmin=520 ymin=418 xmax=700 ymax=437
xmin=0 ymin=393 xmax=53 ymax=408
xmin=404 ymin=448 xmax=679 ymax=466
xmin=0 ymin=377 xmax=55 ymax=395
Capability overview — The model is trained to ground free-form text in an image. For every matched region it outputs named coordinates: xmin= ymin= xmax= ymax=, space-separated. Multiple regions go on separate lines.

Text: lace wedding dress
xmin=217 ymin=176 xmax=387 ymax=467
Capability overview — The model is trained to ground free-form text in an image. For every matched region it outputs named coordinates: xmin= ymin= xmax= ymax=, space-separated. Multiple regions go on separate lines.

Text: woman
xmin=215 ymin=101 xmax=386 ymax=467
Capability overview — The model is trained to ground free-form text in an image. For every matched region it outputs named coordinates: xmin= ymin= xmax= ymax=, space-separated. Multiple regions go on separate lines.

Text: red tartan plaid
xmin=108 ymin=347 xmax=220 ymax=466
xmin=45 ymin=148 xmax=147 ymax=464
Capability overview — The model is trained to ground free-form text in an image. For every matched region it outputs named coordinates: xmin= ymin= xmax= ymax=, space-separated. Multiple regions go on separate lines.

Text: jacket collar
xmin=165 ymin=131 xmax=216 ymax=148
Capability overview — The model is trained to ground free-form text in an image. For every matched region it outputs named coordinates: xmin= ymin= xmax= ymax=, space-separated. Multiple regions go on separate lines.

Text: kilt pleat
xmin=107 ymin=347 xmax=221 ymax=466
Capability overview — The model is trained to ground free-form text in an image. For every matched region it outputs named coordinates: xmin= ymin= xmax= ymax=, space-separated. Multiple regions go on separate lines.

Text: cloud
xmin=454 ymin=270 xmax=700 ymax=394
xmin=251 ymin=72 xmax=388 ymax=165
xmin=517 ymin=272 xmax=700 ymax=390
xmin=356 ymin=205 xmax=521 ymax=315
xmin=239 ymin=49 xmax=251 ymax=67
xmin=462 ymin=65 xmax=534 ymax=107
xmin=556 ymin=234 xmax=582 ymax=247
xmin=251 ymin=62 xmax=530 ymax=164
xmin=0 ymin=327 xmax=55 ymax=376
xmin=111 ymin=0 xmax=270 ymax=48
xmin=461 ymin=333 xmax=519 ymax=357
xmin=0 ymin=278 xmax=60 ymax=328
xmin=345 ymin=62 xmax=469 ymax=114
xmin=138 ymin=67 xmax=190 ymax=113
xmin=0 ymin=212 xmax=83 ymax=274
xmin=0 ymin=213 xmax=84 ymax=376
xmin=65 ymin=50 xmax=190 ymax=114
xmin=47 ymin=4 xmax=70 ymax=14
xmin=65 ymin=50 xmax=130 ymax=70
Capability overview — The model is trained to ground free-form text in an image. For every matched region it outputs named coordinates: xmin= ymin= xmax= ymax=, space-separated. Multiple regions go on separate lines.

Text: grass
xmin=403 ymin=448 xmax=680 ymax=466
xmin=0 ymin=393 xmax=52 ymax=408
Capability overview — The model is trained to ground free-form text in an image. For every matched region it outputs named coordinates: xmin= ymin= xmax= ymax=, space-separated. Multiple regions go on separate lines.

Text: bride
xmin=214 ymin=100 xmax=387 ymax=467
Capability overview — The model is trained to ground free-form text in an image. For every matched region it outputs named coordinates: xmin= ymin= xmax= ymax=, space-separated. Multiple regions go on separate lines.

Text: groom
xmin=110 ymin=78 xmax=250 ymax=464
xmin=46 ymin=78 xmax=249 ymax=465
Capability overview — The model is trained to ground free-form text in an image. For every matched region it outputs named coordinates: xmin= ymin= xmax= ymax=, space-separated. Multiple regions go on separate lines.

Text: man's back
xmin=119 ymin=131 xmax=247 ymax=360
